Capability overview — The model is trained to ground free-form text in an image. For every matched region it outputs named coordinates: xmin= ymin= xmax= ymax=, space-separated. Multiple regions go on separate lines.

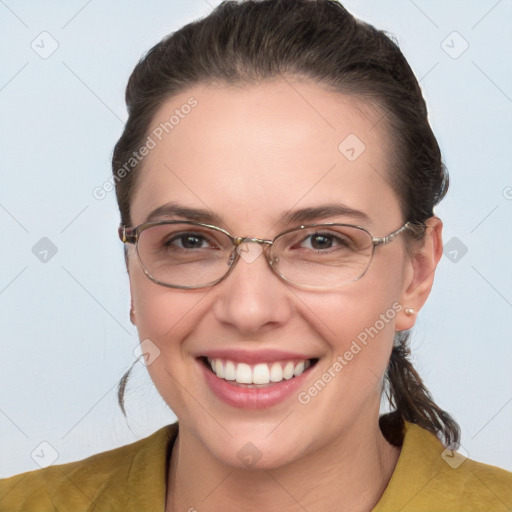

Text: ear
xmin=395 ymin=216 xmax=443 ymax=331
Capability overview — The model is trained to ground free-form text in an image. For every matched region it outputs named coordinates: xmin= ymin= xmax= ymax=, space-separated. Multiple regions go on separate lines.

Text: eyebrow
xmin=281 ymin=204 xmax=371 ymax=225
xmin=145 ymin=201 xmax=371 ymax=228
xmin=145 ymin=202 xmax=223 ymax=225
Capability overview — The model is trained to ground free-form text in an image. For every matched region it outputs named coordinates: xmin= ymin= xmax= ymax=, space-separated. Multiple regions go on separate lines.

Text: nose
xmin=212 ymin=241 xmax=293 ymax=335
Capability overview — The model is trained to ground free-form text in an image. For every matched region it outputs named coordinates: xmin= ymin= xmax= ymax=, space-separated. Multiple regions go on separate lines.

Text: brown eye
xmin=299 ymin=232 xmax=351 ymax=251
xmin=310 ymin=234 xmax=333 ymax=250
xmin=169 ymin=233 xmax=208 ymax=249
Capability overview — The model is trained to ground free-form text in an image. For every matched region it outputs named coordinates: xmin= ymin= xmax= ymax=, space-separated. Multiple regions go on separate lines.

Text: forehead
xmin=130 ymin=78 xmax=400 ymax=231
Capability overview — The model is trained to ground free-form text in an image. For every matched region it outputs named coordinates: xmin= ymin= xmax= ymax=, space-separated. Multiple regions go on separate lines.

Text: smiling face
xmin=126 ymin=77 xmax=418 ymax=468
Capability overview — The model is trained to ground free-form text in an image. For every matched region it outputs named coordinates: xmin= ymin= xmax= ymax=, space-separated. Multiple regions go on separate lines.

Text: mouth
xmin=200 ymin=356 xmax=318 ymax=387
xmin=197 ymin=355 xmax=319 ymax=408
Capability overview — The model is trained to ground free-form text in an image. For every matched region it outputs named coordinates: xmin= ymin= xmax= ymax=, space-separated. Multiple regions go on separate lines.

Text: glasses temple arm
xmin=118 ymin=225 xmax=137 ymax=244
xmin=372 ymin=222 xmax=411 ymax=246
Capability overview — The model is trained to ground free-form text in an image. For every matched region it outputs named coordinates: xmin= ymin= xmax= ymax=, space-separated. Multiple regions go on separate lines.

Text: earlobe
xmin=130 ymin=301 xmax=136 ymax=325
xmin=128 ymin=266 xmax=137 ymax=327
xmin=395 ymin=217 xmax=443 ymax=331
xmin=126 ymin=251 xmax=137 ymax=326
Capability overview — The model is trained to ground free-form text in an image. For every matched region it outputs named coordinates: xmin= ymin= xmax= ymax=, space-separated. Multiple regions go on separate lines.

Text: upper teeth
xmin=207 ymin=358 xmax=311 ymax=385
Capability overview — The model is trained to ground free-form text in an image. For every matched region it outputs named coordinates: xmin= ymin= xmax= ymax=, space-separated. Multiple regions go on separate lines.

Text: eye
xmin=300 ymin=232 xmax=351 ymax=251
xmin=307 ymin=234 xmax=334 ymax=250
xmin=167 ymin=232 xmax=214 ymax=250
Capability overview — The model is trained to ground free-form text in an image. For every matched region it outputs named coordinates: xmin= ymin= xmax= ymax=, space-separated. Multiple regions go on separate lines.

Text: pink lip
xmin=198 ymin=348 xmax=314 ymax=364
xmin=198 ymin=358 xmax=315 ymax=409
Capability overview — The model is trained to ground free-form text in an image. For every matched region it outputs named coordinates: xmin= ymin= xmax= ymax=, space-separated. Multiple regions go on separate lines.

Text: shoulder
xmin=455 ymin=456 xmax=512 ymax=498
xmin=428 ymin=451 xmax=512 ymax=510
xmin=0 ymin=423 xmax=178 ymax=512
xmin=375 ymin=420 xmax=512 ymax=511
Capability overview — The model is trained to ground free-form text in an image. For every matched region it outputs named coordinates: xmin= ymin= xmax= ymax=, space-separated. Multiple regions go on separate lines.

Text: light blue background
xmin=1 ymin=0 xmax=511 ymax=477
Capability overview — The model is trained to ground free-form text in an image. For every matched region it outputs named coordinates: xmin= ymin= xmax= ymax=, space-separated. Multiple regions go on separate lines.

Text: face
xmin=127 ymin=78 xmax=417 ymax=468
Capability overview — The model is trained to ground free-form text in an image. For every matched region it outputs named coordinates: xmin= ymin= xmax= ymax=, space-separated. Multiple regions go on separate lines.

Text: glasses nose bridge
xmin=228 ymin=236 xmax=276 ymax=272
xmin=233 ymin=236 xmax=273 ymax=247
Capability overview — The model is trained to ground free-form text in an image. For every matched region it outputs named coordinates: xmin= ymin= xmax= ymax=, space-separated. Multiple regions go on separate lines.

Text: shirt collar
xmin=94 ymin=420 xmax=442 ymax=511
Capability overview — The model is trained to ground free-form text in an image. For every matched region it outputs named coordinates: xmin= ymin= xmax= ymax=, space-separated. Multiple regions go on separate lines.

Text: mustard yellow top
xmin=1 ymin=421 xmax=511 ymax=511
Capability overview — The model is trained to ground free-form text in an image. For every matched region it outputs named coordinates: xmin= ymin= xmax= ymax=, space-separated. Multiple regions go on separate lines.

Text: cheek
xmin=298 ymin=287 xmax=398 ymax=371
xmin=128 ymin=263 xmax=208 ymax=391
xmin=131 ymin=286 xmax=214 ymax=422
xmin=300 ymin=254 xmax=404 ymax=346
xmin=294 ymin=253 xmax=406 ymax=388
xmin=133 ymin=283 xmax=199 ymax=340
xmin=287 ymin=280 xmax=402 ymax=450
xmin=128 ymin=251 xmax=205 ymax=339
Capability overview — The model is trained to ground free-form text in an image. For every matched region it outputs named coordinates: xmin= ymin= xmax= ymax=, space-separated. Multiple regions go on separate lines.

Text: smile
xmin=198 ymin=353 xmax=318 ymax=409
xmin=206 ymin=357 xmax=314 ymax=385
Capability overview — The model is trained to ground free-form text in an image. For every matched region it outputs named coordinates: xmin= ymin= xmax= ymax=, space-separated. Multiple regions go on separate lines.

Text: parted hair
xmin=113 ymin=0 xmax=459 ymax=448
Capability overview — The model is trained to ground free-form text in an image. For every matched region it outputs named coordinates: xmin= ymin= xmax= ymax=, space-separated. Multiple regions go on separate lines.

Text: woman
xmin=1 ymin=0 xmax=510 ymax=510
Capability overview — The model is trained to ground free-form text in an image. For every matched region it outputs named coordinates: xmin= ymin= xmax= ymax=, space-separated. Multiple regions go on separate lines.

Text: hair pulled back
xmin=113 ymin=0 xmax=458 ymax=447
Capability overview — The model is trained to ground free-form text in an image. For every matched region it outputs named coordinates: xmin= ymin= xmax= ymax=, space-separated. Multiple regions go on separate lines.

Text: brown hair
xmin=114 ymin=0 xmax=459 ymax=447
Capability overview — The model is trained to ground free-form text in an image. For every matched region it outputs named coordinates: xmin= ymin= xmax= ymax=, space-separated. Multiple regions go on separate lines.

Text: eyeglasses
xmin=119 ymin=220 xmax=411 ymax=290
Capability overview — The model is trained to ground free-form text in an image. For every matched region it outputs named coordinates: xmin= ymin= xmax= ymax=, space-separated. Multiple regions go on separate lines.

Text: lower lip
xmin=199 ymin=360 xmax=313 ymax=409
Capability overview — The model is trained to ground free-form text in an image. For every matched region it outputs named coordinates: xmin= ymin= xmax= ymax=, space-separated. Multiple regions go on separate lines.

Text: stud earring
xmin=404 ymin=308 xmax=416 ymax=316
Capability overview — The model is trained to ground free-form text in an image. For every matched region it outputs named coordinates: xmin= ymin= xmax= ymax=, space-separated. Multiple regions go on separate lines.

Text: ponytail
xmin=381 ymin=330 xmax=460 ymax=448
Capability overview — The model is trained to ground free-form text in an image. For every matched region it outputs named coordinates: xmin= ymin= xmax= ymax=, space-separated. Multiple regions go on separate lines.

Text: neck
xmin=166 ymin=414 xmax=401 ymax=512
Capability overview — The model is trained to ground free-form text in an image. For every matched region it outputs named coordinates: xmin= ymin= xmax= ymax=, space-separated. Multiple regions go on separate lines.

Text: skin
xmin=127 ymin=77 xmax=443 ymax=512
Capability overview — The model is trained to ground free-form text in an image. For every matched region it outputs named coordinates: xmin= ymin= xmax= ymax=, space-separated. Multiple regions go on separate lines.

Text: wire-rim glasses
xmin=119 ymin=220 xmax=412 ymax=290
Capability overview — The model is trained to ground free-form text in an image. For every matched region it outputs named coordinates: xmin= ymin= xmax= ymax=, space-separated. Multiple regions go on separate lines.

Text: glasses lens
xmin=136 ymin=223 xmax=233 ymax=288
xmin=271 ymin=225 xmax=373 ymax=287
